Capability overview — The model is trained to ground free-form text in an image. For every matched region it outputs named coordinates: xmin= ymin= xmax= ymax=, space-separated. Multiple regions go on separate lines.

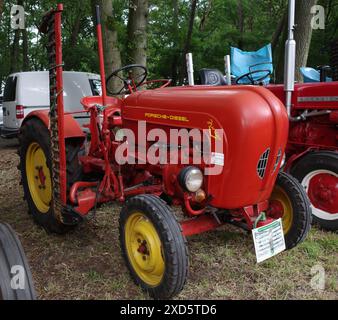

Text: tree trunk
xmin=180 ymin=0 xmax=198 ymax=83
xmin=0 ymin=0 xmax=4 ymax=20
xmin=237 ymin=0 xmax=244 ymax=48
xmin=92 ymin=0 xmax=122 ymax=94
xmin=199 ymin=0 xmax=213 ymax=32
xmin=271 ymin=10 xmax=287 ymax=53
xmin=22 ymin=29 xmax=29 ymax=71
xmin=171 ymin=0 xmax=179 ymax=84
xmin=127 ymin=0 xmax=148 ymax=68
xmin=10 ymin=31 xmax=20 ymax=73
xmin=294 ymin=0 xmax=318 ymax=83
xmin=70 ymin=14 xmax=82 ymax=48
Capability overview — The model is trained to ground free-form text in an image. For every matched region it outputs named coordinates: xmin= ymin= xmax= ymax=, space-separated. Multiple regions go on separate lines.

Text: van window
xmin=89 ymin=79 xmax=102 ymax=96
xmin=4 ymin=77 xmax=17 ymax=102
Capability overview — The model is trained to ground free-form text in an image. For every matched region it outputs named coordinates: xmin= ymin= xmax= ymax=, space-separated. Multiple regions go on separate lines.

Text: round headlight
xmin=179 ymin=167 xmax=203 ymax=192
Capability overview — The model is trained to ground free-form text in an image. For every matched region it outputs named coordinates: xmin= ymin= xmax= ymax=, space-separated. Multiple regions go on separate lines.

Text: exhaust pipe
xmin=225 ymin=55 xmax=232 ymax=86
xmin=284 ymin=0 xmax=302 ymax=121
xmin=186 ymin=53 xmax=195 ymax=86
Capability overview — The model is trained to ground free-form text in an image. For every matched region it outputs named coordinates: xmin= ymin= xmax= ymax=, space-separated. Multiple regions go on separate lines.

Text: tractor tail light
xmin=16 ymin=105 xmax=24 ymax=119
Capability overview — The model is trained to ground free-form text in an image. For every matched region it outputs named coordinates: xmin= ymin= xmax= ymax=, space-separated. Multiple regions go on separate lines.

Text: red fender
xmin=22 ymin=110 xmax=85 ymax=140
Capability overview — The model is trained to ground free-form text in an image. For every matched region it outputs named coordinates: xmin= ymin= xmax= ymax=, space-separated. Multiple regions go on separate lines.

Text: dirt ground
xmin=0 ymin=137 xmax=337 ymax=300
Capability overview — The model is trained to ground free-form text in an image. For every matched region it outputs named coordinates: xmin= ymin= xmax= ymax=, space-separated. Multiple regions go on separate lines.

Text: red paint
xmin=267 ymin=200 xmax=284 ymax=220
xmin=267 ymin=83 xmax=337 ymax=157
xmin=308 ymin=173 xmax=338 ymax=214
xmin=22 ymin=111 xmax=85 ymax=140
xmin=53 ymin=5 xmax=67 ymax=206
xmin=38 ymin=167 xmax=46 ymax=187
xmin=181 ymin=215 xmax=223 ymax=237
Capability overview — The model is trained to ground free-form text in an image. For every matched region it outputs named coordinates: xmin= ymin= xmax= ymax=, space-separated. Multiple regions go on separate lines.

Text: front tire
xmin=0 ymin=224 xmax=36 ymax=300
xmin=291 ymin=152 xmax=338 ymax=231
xmin=269 ymin=172 xmax=312 ymax=250
xmin=119 ymin=195 xmax=189 ymax=299
xmin=18 ymin=118 xmax=82 ymax=234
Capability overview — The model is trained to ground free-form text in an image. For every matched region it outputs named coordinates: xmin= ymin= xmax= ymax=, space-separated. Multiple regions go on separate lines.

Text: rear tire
xmin=291 ymin=152 xmax=338 ymax=231
xmin=269 ymin=172 xmax=312 ymax=250
xmin=0 ymin=223 xmax=36 ymax=300
xmin=18 ymin=118 xmax=82 ymax=234
xmin=119 ymin=195 xmax=189 ymax=299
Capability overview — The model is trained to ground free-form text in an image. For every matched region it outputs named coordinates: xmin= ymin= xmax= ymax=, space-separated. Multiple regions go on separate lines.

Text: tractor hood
xmin=122 ymin=85 xmax=289 ymax=209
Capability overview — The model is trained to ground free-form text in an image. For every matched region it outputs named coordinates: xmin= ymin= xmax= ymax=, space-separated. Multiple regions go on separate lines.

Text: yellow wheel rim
xmin=25 ymin=142 xmax=52 ymax=214
xmin=270 ymin=186 xmax=293 ymax=234
xmin=125 ymin=212 xmax=165 ymax=287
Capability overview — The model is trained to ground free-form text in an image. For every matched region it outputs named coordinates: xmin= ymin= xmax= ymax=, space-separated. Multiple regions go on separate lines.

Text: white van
xmin=1 ymin=71 xmax=101 ymax=138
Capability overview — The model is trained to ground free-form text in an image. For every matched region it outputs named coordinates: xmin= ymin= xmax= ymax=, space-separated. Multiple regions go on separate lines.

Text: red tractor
xmin=18 ymin=4 xmax=311 ymax=299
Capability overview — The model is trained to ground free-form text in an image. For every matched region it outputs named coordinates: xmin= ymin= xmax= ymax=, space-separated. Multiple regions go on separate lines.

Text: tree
xmin=179 ymin=0 xmax=198 ymax=83
xmin=127 ymin=0 xmax=149 ymax=68
xmin=92 ymin=0 xmax=122 ymax=93
xmin=0 ymin=0 xmax=4 ymax=20
xmin=294 ymin=0 xmax=319 ymax=82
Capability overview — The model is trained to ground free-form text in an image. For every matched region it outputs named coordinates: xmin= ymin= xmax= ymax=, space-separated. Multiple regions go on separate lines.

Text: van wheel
xmin=119 ymin=195 xmax=189 ymax=299
xmin=18 ymin=118 xmax=82 ymax=234
xmin=0 ymin=223 xmax=36 ymax=300
xmin=268 ymin=172 xmax=312 ymax=250
xmin=291 ymin=152 xmax=338 ymax=231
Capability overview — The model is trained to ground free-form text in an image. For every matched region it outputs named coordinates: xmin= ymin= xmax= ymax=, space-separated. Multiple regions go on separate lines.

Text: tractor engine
xmin=122 ymin=85 xmax=289 ymax=211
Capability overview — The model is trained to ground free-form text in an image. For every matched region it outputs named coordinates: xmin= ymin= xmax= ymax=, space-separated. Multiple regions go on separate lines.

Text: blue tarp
xmin=230 ymin=44 xmax=273 ymax=84
xmin=300 ymin=67 xmax=332 ymax=83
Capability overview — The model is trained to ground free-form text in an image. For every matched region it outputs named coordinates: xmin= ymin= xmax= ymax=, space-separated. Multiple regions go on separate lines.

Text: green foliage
xmin=0 ymin=0 xmax=337 ymax=90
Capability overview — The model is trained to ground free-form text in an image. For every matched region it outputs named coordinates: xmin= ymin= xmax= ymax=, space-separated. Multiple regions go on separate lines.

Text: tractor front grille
xmin=257 ymin=148 xmax=270 ymax=179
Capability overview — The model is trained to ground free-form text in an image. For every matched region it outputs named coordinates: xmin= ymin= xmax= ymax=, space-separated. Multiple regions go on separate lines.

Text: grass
xmin=0 ymin=138 xmax=337 ymax=300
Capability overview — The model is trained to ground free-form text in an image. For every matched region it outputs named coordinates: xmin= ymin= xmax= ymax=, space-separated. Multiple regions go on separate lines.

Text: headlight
xmin=179 ymin=167 xmax=203 ymax=192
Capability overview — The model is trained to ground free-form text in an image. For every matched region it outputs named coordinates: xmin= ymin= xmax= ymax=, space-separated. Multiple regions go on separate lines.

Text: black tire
xmin=119 ymin=195 xmax=189 ymax=299
xmin=271 ymin=172 xmax=312 ymax=250
xmin=291 ymin=151 xmax=338 ymax=231
xmin=18 ymin=118 xmax=82 ymax=234
xmin=0 ymin=223 xmax=36 ymax=300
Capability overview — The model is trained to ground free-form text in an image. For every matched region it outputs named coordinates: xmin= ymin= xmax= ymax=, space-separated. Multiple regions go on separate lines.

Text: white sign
xmin=211 ymin=152 xmax=224 ymax=166
xmin=252 ymin=219 xmax=286 ymax=263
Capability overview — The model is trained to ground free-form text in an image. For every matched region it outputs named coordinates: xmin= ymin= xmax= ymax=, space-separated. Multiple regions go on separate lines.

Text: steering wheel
xmin=235 ymin=69 xmax=272 ymax=85
xmin=106 ymin=64 xmax=148 ymax=95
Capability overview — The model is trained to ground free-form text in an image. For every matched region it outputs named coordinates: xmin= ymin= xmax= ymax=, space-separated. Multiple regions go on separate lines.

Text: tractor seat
xmin=80 ymin=96 xmax=122 ymax=111
xmin=199 ymin=69 xmax=227 ymax=86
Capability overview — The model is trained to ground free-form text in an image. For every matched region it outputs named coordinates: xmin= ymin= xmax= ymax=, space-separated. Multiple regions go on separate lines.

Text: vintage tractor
xmin=18 ymin=4 xmax=311 ymax=299
xmin=0 ymin=223 xmax=36 ymax=300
